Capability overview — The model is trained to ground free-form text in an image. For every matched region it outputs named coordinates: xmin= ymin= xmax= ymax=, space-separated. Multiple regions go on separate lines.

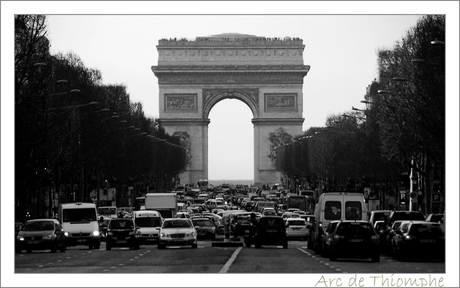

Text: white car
xmin=285 ymin=218 xmax=308 ymax=240
xmin=157 ymin=218 xmax=197 ymax=249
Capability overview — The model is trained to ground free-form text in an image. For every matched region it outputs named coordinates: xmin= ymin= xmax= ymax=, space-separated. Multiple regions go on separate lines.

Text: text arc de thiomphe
xmin=151 ymin=34 xmax=310 ymax=186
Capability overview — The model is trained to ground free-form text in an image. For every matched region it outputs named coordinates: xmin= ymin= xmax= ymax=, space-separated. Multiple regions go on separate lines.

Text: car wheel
xmin=15 ymin=248 xmax=22 ymax=254
xmin=94 ymin=244 xmax=100 ymax=250
xmin=106 ymin=244 xmax=111 ymax=251
xmin=26 ymin=249 xmax=31 ymax=253
xmin=283 ymin=242 xmax=288 ymax=249
xmin=134 ymin=244 xmax=140 ymax=250
xmin=60 ymin=243 xmax=66 ymax=252
xmin=255 ymin=243 xmax=261 ymax=248
xmin=191 ymin=243 xmax=198 ymax=249
xmin=89 ymin=245 xmax=94 ymax=250
xmin=157 ymin=244 xmax=166 ymax=249
xmin=211 ymin=234 xmax=216 ymax=241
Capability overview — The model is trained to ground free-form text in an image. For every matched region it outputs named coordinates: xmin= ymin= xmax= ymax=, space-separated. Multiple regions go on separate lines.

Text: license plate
xmin=76 ymin=239 xmax=86 ymax=243
xmin=420 ymin=239 xmax=435 ymax=243
xmin=245 ymin=230 xmax=250 ymax=233
xmin=293 ymin=227 xmax=301 ymax=230
xmin=28 ymin=241 xmax=39 ymax=244
xmin=349 ymin=239 xmax=363 ymax=242
xmin=116 ymin=240 xmax=127 ymax=244
xmin=266 ymin=229 xmax=277 ymax=233
xmin=146 ymin=239 xmax=155 ymax=242
xmin=172 ymin=239 xmax=183 ymax=242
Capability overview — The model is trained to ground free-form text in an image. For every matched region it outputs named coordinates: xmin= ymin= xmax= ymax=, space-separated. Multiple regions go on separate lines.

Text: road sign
xmin=432 ymin=193 xmax=441 ymax=203
xmin=400 ymin=192 xmax=407 ymax=204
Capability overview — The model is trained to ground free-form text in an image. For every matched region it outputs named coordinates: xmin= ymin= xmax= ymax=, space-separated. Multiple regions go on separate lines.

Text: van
xmin=311 ymin=192 xmax=367 ymax=254
xmin=58 ymin=202 xmax=100 ymax=249
xmin=132 ymin=210 xmax=163 ymax=244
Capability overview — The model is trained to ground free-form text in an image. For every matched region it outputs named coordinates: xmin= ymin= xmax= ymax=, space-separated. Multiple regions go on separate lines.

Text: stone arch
xmin=202 ymin=89 xmax=259 ymax=119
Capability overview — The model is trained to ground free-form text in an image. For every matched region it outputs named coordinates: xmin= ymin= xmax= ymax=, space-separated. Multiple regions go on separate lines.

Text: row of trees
xmin=15 ymin=15 xmax=188 ymax=220
xmin=275 ymin=15 xmax=445 ymax=214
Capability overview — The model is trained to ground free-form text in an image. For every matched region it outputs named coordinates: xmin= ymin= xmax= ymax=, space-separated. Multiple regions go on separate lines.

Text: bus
xmin=286 ymin=195 xmax=315 ymax=214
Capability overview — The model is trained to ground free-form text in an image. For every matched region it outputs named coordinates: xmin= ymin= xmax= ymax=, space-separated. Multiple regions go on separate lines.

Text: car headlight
xmin=186 ymin=231 xmax=196 ymax=237
xmin=64 ymin=232 xmax=70 ymax=237
xmin=160 ymin=233 xmax=170 ymax=238
xmin=107 ymin=231 xmax=113 ymax=236
xmin=92 ymin=231 xmax=100 ymax=236
xmin=18 ymin=236 xmax=24 ymax=241
xmin=42 ymin=234 xmax=53 ymax=240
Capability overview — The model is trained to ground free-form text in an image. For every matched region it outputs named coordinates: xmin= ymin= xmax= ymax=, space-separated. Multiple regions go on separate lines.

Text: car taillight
xmin=371 ymin=235 xmax=378 ymax=240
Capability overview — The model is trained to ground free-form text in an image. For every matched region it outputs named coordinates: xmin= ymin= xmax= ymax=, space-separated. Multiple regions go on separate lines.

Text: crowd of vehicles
xmin=15 ymin=184 xmax=445 ymax=262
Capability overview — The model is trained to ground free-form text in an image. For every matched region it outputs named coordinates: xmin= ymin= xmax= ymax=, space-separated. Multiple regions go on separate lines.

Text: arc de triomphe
xmin=151 ymin=33 xmax=310 ymax=186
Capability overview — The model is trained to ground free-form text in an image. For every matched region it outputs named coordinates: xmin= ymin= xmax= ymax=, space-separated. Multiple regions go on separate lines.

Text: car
xmin=253 ymin=216 xmax=288 ymax=249
xmin=369 ymin=210 xmax=392 ymax=225
xmin=319 ymin=220 xmax=341 ymax=257
xmin=191 ymin=217 xmax=217 ymax=240
xmin=285 ymin=218 xmax=308 ymax=240
xmin=325 ymin=220 xmax=380 ymax=262
xmin=157 ymin=218 xmax=197 ymax=249
xmin=380 ymin=211 xmax=425 ymax=253
xmin=392 ymin=221 xmax=445 ymax=261
xmin=16 ymin=219 xmax=66 ymax=253
xmin=105 ymin=218 xmax=141 ymax=250
xmin=281 ymin=212 xmax=300 ymax=219
xmin=262 ymin=207 xmax=277 ymax=216
xmin=133 ymin=210 xmax=163 ymax=245
xmin=175 ymin=212 xmax=191 ymax=218
xmin=373 ymin=220 xmax=386 ymax=235
xmin=425 ymin=213 xmax=444 ymax=223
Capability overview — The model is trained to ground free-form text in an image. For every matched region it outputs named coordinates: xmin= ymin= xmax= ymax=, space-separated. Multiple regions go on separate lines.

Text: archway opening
xmin=208 ymin=99 xmax=254 ymax=183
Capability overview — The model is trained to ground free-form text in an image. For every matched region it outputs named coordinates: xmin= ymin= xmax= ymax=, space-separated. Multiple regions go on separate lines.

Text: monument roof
xmin=206 ymin=33 xmax=259 ymax=39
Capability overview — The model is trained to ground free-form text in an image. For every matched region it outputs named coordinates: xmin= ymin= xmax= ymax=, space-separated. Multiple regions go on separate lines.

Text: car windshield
xmin=336 ymin=223 xmax=374 ymax=236
xmin=259 ymin=218 xmax=284 ymax=227
xmin=192 ymin=220 xmax=213 ymax=227
xmin=163 ymin=220 xmax=191 ymax=228
xmin=109 ymin=220 xmax=133 ymax=229
xmin=135 ymin=217 xmax=161 ymax=227
xmin=24 ymin=221 xmax=54 ymax=231
xmin=288 ymin=220 xmax=306 ymax=226
xmin=63 ymin=208 xmax=97 ymax=222
xmin=409 ymin=224 xmax=443 ymax=237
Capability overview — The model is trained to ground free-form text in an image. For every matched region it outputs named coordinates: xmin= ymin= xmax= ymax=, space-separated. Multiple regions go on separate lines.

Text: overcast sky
xmin=2 ymin=2 xmax=459 ymax=286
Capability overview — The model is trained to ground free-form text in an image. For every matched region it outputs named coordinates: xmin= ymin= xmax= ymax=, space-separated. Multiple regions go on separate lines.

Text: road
xmin=15 ymin=239 xmax=444 ymax=277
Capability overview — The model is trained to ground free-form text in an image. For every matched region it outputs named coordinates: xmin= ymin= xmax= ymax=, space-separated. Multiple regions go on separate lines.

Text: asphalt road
xmin=15 ymin=239 xmax=444 ymax=275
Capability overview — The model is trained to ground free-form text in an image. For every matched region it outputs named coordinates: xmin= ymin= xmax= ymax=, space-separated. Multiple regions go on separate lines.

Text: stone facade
xmin=151 ymin=33 xmax=310 ymax=185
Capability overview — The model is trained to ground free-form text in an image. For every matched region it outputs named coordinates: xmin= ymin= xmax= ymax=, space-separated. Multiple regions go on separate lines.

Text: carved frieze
xmin=265 ymin=93 xmax=297 ymax=112
xmin=165 ymin=94 xmax=197 ymax=112
xmin=157 ymin=73 xmax=305 ymax=85
xmin=203 ymin=88 xmax=258 ymax=104
xmin=267 ymin=127 xmax=293 ymax=165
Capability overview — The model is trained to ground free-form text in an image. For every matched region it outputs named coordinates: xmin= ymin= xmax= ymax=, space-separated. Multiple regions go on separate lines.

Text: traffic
xmin=15 ymin=183 xmax=445 ymax=268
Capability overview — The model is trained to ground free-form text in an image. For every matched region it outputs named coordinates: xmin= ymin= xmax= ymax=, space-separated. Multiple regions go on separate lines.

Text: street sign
xmin=400 ymin=192 xmax=407 ymax=204
xmin=432 ymin=193 xmax=441 ymax=203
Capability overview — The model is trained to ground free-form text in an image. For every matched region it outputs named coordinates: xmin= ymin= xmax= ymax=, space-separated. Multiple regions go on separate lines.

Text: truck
xmin=144 ymin=193 xmax=177 ymax=219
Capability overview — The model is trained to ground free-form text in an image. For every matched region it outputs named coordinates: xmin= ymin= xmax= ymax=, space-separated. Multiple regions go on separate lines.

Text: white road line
xmin=219 ymin=247 xmax=242 ymax=273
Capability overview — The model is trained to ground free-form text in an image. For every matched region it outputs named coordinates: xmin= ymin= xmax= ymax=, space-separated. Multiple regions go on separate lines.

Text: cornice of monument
xmin=151 ymin=65 xmax=310 ymax=73
xmin=158 ymin=34 xmax=304 ymax=48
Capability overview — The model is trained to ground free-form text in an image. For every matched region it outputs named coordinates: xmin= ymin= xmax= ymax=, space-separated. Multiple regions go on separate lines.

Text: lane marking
xmin=219 ymin=247 xmax=242 ymax=273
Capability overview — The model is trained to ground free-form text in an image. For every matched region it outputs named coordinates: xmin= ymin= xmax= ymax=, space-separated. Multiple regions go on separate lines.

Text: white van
xmin=58 ymin=202 xmax=100 ymax=249
xmin=132 ymin=210 xmax=163 ymax=244
xmin=311 ymin=192 xmax=367 ymax=254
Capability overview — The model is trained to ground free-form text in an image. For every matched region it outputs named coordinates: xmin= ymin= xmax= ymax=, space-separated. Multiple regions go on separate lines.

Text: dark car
xmin=191 ymin=217 xmax=217 ymax=240
xmin=425 ymin=213 xmax=444 ymax=223
xmin=320 ymin=220 xmax=341 ymax=256
xmin=325 ymin=220 xmax=380 ymax=262
xmin=105 ymin=218 xmax=140 ymax=250
xmin=16 ymin=219 xmax=66 ymax=253
xmin=392 ymin=221 xmax=445 ymax=261
xmin=380 ymin=211 xmax=425 ymax=253
xmin=253 ymin=216 xmax=288 ymax=249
